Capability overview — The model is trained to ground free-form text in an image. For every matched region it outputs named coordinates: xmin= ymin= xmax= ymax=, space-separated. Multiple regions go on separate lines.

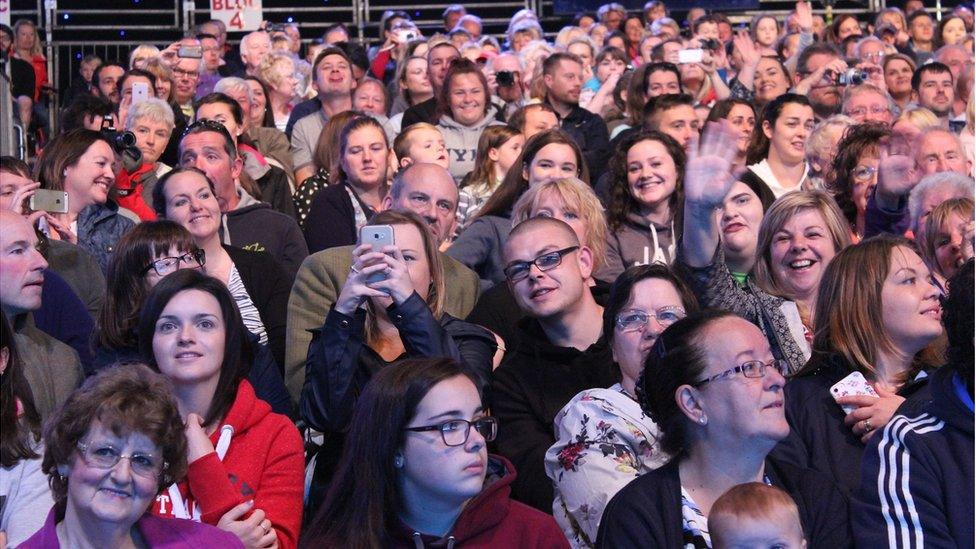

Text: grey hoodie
xmin=437 ymin=104 xmax=504 ymax=184
xmin=601 ymin=212 xmax=678 ymax=281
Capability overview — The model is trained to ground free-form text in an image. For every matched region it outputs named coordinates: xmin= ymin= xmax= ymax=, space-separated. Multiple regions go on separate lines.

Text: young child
xmin=455 ymin=125 xmax=524 ymax=230
xmin=708 ymin=483 xmax=808 ymax=549
xmin=392 ymin=122 xmax=450 ymax=170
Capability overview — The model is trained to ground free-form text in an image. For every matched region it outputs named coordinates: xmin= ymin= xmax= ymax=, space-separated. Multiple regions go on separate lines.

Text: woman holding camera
xmin=33 ymin=129 xmax=137 ymax=272
xmin=301 ymin=211 xmax=496 ymax=515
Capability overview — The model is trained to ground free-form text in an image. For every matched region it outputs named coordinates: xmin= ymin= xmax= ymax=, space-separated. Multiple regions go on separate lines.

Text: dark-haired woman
xmin=827 ymin=123 xmax=889 ymax=241
xmin=603 ymin=131 xmax=684 ymax=281
xmin=705 ymin=98 xmax=756 ymax=169
xmin=597 ymin=310 xmax=851 ymax=548
xmin=303 ymin=357 xmax=568 ymax=548
xmin=774 ymin=236 xmax=944 ymax=497
xmin=545 ymin=265 xmax=698 ymax=547
xmin=436 ymin=59 xmax=504 ymax=184
xmin=0 ymin=313 xmax=52 ymax=546
xmin=303 ymin=115 xmax=390 ymax=254
xmin=448 ymin=129 xmax=589 ymax=290
xmin=33 ymin=129 xmax=137 ymax=272
xmin=140 ymin=270 xmax=304 ymax=549
xmin=93 ymin=219 xmax=290 ymax=415
xmin=744 ymin=93 xmax=815 ymax=198
xmin=154 ymin=168 xmax=291 ymax=383
xmin=301 ymin=210 xmax=496 ymax=519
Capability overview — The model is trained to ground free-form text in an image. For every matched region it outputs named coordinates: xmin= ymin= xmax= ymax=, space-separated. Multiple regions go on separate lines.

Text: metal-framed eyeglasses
xmin=693 ymin=359 xmax=790 ymax=388
xmin=503 ymin=246 xmax=579 ymax=283
xmin=142 ymin=249 xmax=206 ymax=277
xmin=76 ymin=441 xmax=165 ymax=478
xmin=404 ymin=417 xmax=498 ymax=446
xmin=615 ymin=306 xmax=686 ymax=332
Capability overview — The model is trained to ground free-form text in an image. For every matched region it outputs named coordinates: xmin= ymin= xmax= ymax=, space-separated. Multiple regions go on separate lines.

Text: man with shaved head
xmin=491 ymin=217 xmax=617 ymax=512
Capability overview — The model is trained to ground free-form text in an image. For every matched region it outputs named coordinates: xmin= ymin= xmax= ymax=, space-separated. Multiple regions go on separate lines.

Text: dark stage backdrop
xmin=553 ymin=0 xmax=760 ymax=15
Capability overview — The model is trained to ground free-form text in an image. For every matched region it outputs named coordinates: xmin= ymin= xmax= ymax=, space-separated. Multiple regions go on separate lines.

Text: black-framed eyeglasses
xmin=142 ymin=249 xmax=206 ymax=276
xmin=76 ymin=441 xmax=166 ymax=478
xmin=503 ymin=246 xmax=579 ymax=283
xmin=615 ymin=306 xmax=686 ymax=332
xmin=693 ymin=359 xmax=790 ymax=388
xmin=404 ymin=416 xmax=498 ymax=446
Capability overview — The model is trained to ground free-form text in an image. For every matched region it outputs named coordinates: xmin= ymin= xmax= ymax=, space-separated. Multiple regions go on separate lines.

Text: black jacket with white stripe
xmin=852 ymin=365 xmax=974 ymax=549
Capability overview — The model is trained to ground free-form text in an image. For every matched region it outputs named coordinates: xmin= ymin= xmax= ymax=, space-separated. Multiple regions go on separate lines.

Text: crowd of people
xmin=0 ymin=1 xmax=974 ymax=546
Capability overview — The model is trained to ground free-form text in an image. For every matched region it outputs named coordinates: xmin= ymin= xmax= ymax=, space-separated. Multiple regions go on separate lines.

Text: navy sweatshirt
xmin=853 ymin=365 xmax=974 ymax=548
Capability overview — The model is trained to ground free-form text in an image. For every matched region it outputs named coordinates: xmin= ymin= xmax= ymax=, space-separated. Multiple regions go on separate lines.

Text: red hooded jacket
xmin=150 ymin=380 xmax=305 ymax=549
xmin=392 ymin=455 xmax=570 ymax=549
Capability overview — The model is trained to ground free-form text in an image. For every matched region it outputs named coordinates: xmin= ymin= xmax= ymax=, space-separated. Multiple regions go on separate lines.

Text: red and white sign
xmin=210 ymin=0 xmax=262 ymax=31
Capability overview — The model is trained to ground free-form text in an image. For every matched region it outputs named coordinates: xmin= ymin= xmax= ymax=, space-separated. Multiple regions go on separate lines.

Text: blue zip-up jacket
xmin=852 ymin=365 xmax=974 ymax=548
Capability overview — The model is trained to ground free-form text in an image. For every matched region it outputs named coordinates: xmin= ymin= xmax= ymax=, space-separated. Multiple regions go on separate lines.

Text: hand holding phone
xmin=359 ymin=225 xmax=395 ymax=285
xmin=830 ymin=372 xmax=879 ymax=415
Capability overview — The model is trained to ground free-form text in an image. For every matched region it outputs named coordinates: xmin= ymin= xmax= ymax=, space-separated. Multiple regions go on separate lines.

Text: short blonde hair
xmin=511 ymin=177 xmax=608 ymax=272
xmin=257 ymin=50 xmax=295 ymax=88
xmin=708 ymin=483 xmax=804 ymax=548
xmin=753 ymin=190 xmax=853 ymax=318
xmin=124 ymin=98 xmax=175 ymax=131
xmin=129 ymin=44 xmax=161 ymax=69
xmin=894 ymin=106 xmax=941 ymax=132
xmin=393 ymin=122 xmax=442 ymax=164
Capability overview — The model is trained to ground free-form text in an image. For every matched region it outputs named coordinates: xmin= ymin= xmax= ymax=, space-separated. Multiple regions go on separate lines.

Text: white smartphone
xmin=358 ymin=224 xmax=395 ymax=285
xmin=830 ymin=372 xmax=879 ymax=415
xmin=132 ymin=82 xmax=149 ymax=105
xmin=677 ymin=48 xmax=704 ymax=64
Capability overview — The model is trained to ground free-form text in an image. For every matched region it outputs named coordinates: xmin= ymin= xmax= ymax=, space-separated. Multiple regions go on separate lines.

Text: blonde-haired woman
xmin=753 ymin=190 xmax=852 ymax=335
xmin=129 ymin=44 xmax=161 ymax=69
xmin=258 ymin=51 xmax=299 ymax=131
xmin=777 ymin=235 xmax=944 ymax=497
xmin=11 ymin=19 xmax=46 ymax=103
xmin=920 ymin=197 xmax=974 ymax=285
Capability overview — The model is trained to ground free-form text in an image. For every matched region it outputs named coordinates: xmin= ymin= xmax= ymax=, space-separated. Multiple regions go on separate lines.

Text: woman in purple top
xmin=21 ymin=364 xmax=242 ymax=548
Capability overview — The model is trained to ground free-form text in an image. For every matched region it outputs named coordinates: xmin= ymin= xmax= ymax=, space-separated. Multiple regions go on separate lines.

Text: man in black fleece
xmin=491 ymin=217 xmax=618 ymax=513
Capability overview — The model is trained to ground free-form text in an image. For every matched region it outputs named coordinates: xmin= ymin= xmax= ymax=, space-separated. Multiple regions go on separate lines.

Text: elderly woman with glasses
xmin=22 ymin=364 xmax=243 ymax=547
xmin=545 ymin=264 xmax=698 ymax=548
xmin=597 ymin=310 xmax=852 ymax=548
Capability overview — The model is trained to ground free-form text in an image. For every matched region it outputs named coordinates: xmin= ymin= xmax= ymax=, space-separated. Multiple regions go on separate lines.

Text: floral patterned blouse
xmin=544 ymin=384 xmax=671 ymax=548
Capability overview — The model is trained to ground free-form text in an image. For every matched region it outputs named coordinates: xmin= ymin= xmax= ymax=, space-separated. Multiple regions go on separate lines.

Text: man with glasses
xmin=841 ymin=83 xmax=894 ymax=125
xmin=170 ymin=39 xmax=203 ymax=118
xmin=491 ymin=217 xmax=617 ymax=512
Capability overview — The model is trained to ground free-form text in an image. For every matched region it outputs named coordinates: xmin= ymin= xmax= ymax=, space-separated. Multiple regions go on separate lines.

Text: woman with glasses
xmin=774 ymin=236 xmax=944 ymax=497
xmin=597 ymin=310 xmax=851 ymax=547
xmin=138 ymin=270 xmax=304 ymax=548
xmin=301 ymin=210 xmax=496 ymax=519
xmin=153 ymin=167 xmax=291 ymax=379
xmin=24 ymin=364 xmax=242 ymax=547
xmin=303 ymin=357 xmax=568 ymax=547
xmin=93 ymin=219 xmax=290 ymax=415
xmin=827 ymin=123 xmax=889 ymax=242
xmin=545 ymin=264 xmax=698 ymax=548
